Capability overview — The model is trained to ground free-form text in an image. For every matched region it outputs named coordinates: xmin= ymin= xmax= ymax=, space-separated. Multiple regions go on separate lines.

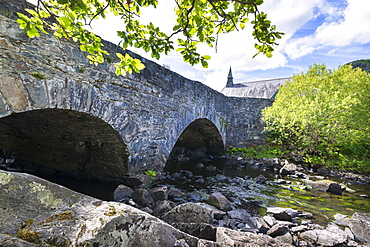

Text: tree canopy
xmin=16 ymin=0 xmax=283 ymax=75
xmin=262 ymin=64 xmax=370 ymax=172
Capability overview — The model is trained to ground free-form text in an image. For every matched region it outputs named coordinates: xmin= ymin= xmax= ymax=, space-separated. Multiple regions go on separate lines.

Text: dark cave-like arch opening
xmin=165 ymin=118 xmax=225 ymax=174
xmin=0 ymin=109 xmax=129 ymax=188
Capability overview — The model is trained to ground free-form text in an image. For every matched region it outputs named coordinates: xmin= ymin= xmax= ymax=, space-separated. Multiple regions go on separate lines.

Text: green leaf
xmin=15 ymin=0 xmax=283 ymax=75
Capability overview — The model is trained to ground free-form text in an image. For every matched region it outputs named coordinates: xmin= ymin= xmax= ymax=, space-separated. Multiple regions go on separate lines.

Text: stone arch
xmin=0 ymin=108 xmax=129 ymax=183
xmin=167 ymin=118 xmax=224 ymax=162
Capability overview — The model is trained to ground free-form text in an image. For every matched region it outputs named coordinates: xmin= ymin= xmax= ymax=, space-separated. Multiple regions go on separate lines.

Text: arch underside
xmin=167 ymin=118 xmax=224 ymax=161
xmin=0 ymin=109 xmax=129 ymax=183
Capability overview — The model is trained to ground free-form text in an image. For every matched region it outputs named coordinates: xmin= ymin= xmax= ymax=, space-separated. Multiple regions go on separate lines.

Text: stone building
xmin=221 ymin=67 xmax=291 ymax=99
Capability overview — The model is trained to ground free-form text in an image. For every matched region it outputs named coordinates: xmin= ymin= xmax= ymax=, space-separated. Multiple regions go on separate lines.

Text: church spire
xmin=226 ymin=66 xmax=233 ymax=87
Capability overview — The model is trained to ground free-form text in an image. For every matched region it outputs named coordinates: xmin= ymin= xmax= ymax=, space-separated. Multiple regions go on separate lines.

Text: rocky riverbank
xmin=1 ymin=156 xmax=370 ymax=246
xmin=112 ymin=156 xmax=370 ymax=247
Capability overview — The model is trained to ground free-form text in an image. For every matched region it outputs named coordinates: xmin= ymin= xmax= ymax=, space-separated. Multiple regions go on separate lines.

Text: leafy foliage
xmin=17 ymin=0 xmax=283 ymax=75
xmin=144 ymin=169 xmax=157 ymax=183
xmin=262 ymin=64 xmax=370 ymax=172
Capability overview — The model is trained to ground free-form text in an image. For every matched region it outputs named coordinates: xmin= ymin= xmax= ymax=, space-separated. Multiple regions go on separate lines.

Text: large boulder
xmin=299 ymin=225 xmax=348 ymax=247
xmin=326 ymin=182 xmax=345 ymax=195
xmin=303 ymin=179 xmax=345 ymax=195
xmin=162 ymin=202 xmax=214 ymax=224
xmin=216 ymin=227 xmax=293 ymax=247
xmin=149 ymin=186 xmax=169 ymax=201
xmin=132 ymin=188 xmax=154 ymax=207
xmin=0 ymin=170 xmax=219 ymax=246
xmin=206 ymin=192 xmax=232 ymax=211
xmin=279 ymin=163 xmax=297 ymax=175
xmin=266 ymin=207 xmax=299 ymax=222
xmin=113 ymin=184 xmax=134 ymax=202
xmin=125 ymin=174 xmax=150 ymax=188
xmin=348 ymin=213 xmax=370 ymax=243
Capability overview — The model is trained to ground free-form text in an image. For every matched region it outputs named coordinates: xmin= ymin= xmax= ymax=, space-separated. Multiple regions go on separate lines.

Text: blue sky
xmin=80 ymin=0 xmax=370 ymax=91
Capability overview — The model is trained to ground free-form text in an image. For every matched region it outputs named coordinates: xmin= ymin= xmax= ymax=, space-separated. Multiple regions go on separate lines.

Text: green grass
xmin=226 ymin=145 xmax=288 ymax=159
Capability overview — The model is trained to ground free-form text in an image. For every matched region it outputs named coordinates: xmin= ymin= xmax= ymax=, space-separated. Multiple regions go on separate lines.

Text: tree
xmin=262 ymin=64 xmax=370 ymax=172
xmin=347 ymin=59 xmax=370 ymax=73
xmin=16 ymin=0 xmax=283 ymax=75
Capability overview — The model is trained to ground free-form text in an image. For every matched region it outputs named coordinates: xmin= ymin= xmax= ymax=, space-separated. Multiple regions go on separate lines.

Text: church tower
xmin=226 ymin=66 xmax=233 ymax=87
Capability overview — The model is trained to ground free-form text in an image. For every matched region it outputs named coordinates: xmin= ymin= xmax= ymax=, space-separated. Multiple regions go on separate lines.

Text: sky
xmin=35 ymin=0 xmax=370 ymax=91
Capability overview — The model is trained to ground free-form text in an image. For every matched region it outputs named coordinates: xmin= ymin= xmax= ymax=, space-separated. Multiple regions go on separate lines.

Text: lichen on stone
xmin=37 ymin=189 xmax=63 ymax=209
xmin=29 ymin=181 xmax=46 ymax=193
xmin=17 ymin=219 xmax=41 ymax=244
xmin=104 ymin=205 xmax=123 ymax=217
xmin=0 ymin=171 xmax=13 ymax=185
xmin=39 ymin=211 xmax=72 ymax=225
xmin=45 ymin=237 xmax=72 ymax=247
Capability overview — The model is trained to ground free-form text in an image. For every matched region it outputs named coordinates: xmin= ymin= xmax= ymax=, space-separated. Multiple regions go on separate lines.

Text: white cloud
xmin=284 ymin=0 xmax=370 ymax=60
xmin=260 ymin=0 xmax=324 ymax=36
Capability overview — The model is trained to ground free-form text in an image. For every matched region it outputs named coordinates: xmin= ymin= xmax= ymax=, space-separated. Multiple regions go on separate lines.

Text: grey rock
xmin=297 ymin=240 xmax=308 ymax=246
xmin=195 ymin=163 xmax=205 ymax=170
xmin=300 ymin=228 xmax=347 ymax=246
xmin=205 ymin=165 xmax=217 ymax=173
xmin=113 ymin=184 xmax=134 ymax=202
xmin=266 ymin=207 xmax=299 ymax=221
xmin=141 ymin=206 xmax=153 ymax=214
xmin=214 ymin=174 xmax=227 ymax=181
xmin=168 ymin=187 xmax=186 ymax=199
xmin=149 ymin=186 xmax=168 ymax=201
xmin=126 ymin=174 xmax=151 ymax=188
xmin=291 ymin=225 xmax=307 ymax=233
xmin=0 ymin=170 xmax=217 ymax=247
xmin=0 ymin=234 xmax=36 ymax=247
xmin=227 ymin=209 xmax=251 ymax=221
xmin=189 ymin=191 xmax=208 ymax=202
xmin=250 ymin=216 xmax=270 ymax=234
xmin=327 ymin=182 xmax=345 ymax=195
xmin=267 ymin=223 xmax=290 ymax=237
xmin=162 ymin=202 xmax=213 ymax=224
xmin=303 ymin=179 xmax=345 ymax=195
xmin=347 ymin=240 xmax=359 ymax=246
xmin=301 ymin=220 xmax=312 ymax=225
xmin=198 ymin=203 xmax=227 ymax=220
xmin=206 ymin=192 xmax=232 ymax=211
xmin=345 ymin=227 xmax=355 ymax=240
xmin=180 ymin=170 xmax=193 ymax=178
xmin=349 ymin=213 xmax=370 ymax=243
xmin=132 ymin=188 xmax=154 ymax=207
xmin=275 ymin=232 xmax=293 ymax=245
xmin=280 ymin=163 xmax=297 ymax=175
xmin=216 ymin=227 xmax=293 ymax=247
xmin=172 ymin=223 xmax=217 ymax=241
xmin=153 ymin=200 xmax=175 ymax=217
xmin=255 ymin=174 xmax=268 ymax=184
xmin=263 ymin=215 xmax=277 ymax=227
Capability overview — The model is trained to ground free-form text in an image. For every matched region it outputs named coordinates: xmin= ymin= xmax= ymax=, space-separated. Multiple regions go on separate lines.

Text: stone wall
xmin=0 ymin=0 xmax=272 ymax=181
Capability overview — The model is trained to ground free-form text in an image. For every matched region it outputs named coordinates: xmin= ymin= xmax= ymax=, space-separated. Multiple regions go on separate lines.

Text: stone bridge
xmin=0 ymin=0 xmax=272 ymax=183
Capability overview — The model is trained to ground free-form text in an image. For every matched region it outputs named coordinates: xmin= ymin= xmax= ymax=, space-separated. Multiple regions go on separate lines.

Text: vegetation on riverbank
xmin=260 ymin=63 xmax=370 ymax=173
xmin=231 ymin=63 xmax=370 ymax=174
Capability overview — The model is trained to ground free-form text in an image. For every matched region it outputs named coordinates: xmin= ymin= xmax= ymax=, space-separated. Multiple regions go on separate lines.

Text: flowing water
xmin=164 ymin=158 xmax=370 ymax=225
xmin=4 ymin=157 xmax=369 ymax=226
